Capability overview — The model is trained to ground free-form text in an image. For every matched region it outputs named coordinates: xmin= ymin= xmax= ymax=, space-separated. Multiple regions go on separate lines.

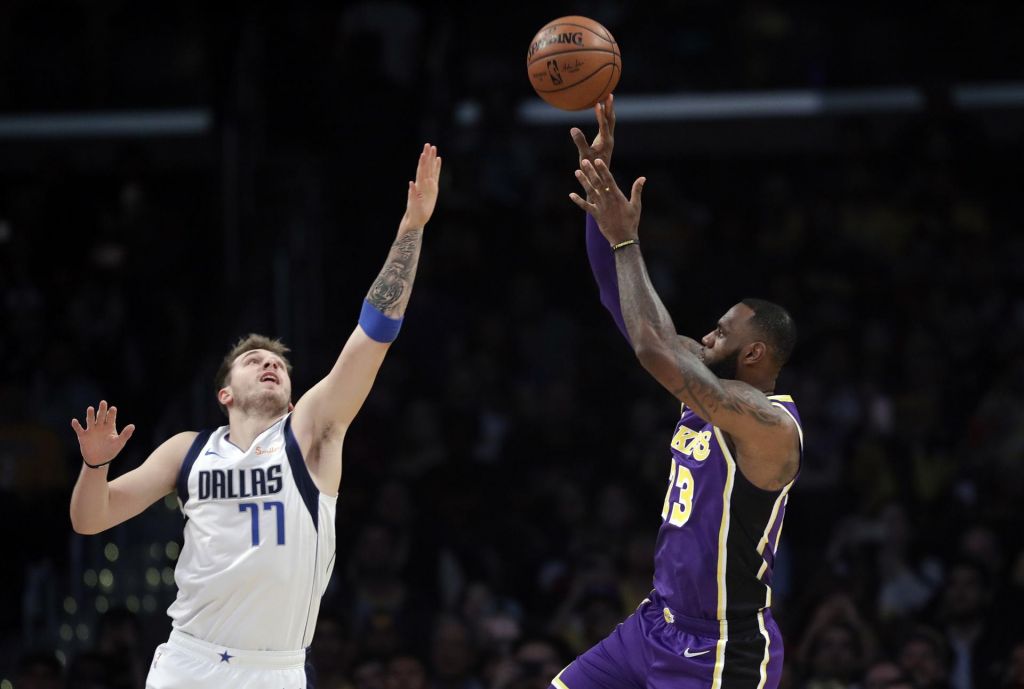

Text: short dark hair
xmin=742 ymin=298 xmax=797 ymax=366
xmin=214 ymin=334 xmax=292 ymax=415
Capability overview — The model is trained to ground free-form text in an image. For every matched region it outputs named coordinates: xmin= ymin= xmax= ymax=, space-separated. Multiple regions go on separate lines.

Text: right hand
xmin=71 ymin=400 xmax=135 ymax=467
xmin=400 ymin=143 xmax=442 ymax=231
xmin=570 ymin=93 xmax=616 ymax=169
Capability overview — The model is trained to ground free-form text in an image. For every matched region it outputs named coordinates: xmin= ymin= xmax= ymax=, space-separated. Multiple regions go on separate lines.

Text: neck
xmin=226 ymin=410 xmax=286 ymax=451
xmin=740 ymin=371 xmax=777 ymax=395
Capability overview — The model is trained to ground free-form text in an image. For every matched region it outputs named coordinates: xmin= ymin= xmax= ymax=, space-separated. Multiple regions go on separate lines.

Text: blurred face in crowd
xmin=432 ymin=617 xmax=475 ymax=679
xmin=386 ymin=655 xmax=427 ymax=689
xmin=700 ymin=304 xmax=759 ymax=380
xmin=354 ymin=523 xmax=401 ymax=578
xmin=863 ymin=661 xmax=906 ymax=689
xmin=353 ymin=659 xmax=387 ymax=689
xmin=810 ymin=623 xmax=861 ymax=681
xmin=512 ymin=640 xmax=563 ymax=689
xmin=942 ymin=563 xmax=988 ymax=623
xmin=1007 ymin=641 xmax=1024 ymax=688
xmin=221 ymin=349 xmax=292 ymax=417
xmin=899 ymin=637 xmax=947 ymax=687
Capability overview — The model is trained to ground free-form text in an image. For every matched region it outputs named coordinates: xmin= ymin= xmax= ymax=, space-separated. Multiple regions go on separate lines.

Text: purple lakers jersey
xmin=654 ymin=394 xmax=802 ymax=622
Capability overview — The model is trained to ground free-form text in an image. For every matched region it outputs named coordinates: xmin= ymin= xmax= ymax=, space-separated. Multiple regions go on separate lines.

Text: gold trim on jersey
xmin=756 ymin=610 xmax=770 ymax=689
xmin=711 ymin=425 xmax=737 ymax=689
xmin=771 ymin=401 xmax=803 ymax=450
xmin=767 ymin=394 xmax=793 ymax=403
xmin=552 ymin=664 xmax=571 ymax=689
xmin=756 ymin=483 xmax=794 ymax=556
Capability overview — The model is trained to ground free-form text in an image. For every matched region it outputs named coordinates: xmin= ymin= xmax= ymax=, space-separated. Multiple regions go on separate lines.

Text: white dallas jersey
xmin=167 ymin=413 xmax=337 ymax=651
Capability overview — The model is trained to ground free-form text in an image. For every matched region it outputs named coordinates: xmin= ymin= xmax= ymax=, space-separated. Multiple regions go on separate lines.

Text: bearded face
xmin=222 ymin=349 xmax=292 ymax=417
xmin=705 ymin=345 xmax=742 ymax=380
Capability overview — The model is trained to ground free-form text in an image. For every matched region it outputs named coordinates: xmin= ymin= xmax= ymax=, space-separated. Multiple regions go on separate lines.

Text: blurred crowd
xmin=2 ymin=2 xmax=1024 ymax=689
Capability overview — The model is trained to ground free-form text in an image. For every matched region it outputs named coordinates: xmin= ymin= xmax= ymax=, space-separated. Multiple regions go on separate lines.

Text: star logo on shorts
xmin=219 ymin=650 xmax=233 ymax=663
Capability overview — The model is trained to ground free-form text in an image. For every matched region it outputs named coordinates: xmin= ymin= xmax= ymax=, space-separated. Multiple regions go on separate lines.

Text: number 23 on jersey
xmin=661 ymin=461 xmax=694 ymax=527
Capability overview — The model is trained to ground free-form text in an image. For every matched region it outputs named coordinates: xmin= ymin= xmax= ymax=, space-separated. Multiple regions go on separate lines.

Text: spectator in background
xmin=310 ymin=613 xmax=357 ymax=689
xmin=13 ymin=651 xmax=63 ymax=689
xmin=797 ymin=593 xmax=875 ymax=688
xmin=430 ymin=615 xmax=482 ymax=689
xmin=937 ymin=559 xmax=1002 ymax=689
xmin=490 ymin=637 xmax=568 ymax=689
xmin=386 ymin=653 xmax=429 ymax=689
xmin=353 ymin=656 xmax=388 ymax=689
xmin=95 ymin=606 xmax=147 ymax=689
xmin=1003 ymin=639 xmax=1024 ymax=688
xmin=899 ymin=626 xmax=951 ymax=689
xmin=862 ymin=660 xmax=911 ymax=689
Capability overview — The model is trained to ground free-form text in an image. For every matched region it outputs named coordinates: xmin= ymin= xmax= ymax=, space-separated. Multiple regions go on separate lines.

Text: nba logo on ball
xmin=526 ymin=16 xmax=621 ymax=111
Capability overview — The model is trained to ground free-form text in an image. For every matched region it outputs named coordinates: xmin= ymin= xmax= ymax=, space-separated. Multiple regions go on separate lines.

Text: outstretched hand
xmin=402 ymin=143 xmax=442 ymax=231
xmin=71 ymin=400 xmax=135 ymax=467
xmin=569 ymin=158 xmax=645 ymax=245
xmin=569 ymin=94 xmax=615 ymax=169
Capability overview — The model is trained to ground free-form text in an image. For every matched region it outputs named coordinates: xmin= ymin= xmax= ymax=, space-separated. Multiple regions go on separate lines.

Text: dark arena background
xmin=2 ymin=3 xmax=1024 ymax=688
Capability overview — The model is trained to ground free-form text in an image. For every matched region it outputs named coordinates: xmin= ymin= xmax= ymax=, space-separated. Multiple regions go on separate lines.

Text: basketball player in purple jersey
xmin=553 ymin=96 xmax=802 ymax=689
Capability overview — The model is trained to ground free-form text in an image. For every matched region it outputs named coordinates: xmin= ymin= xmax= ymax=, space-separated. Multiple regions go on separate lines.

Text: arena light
xmin=0 ymin=108 xmax=211 ymax=138
xmin=514 ymin=82 xmax=1024 ymax=123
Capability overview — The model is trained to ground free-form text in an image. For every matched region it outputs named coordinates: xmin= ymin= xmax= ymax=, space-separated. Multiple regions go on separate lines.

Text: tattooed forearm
xmin=367 ymin=229 xmax=422 ymax=317
xmin=614 ymin=247 xmax=677 ymax=346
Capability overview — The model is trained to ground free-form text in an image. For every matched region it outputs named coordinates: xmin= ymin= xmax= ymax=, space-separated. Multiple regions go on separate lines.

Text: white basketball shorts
xmin=146 ymin=630 xmax=310 ymax=689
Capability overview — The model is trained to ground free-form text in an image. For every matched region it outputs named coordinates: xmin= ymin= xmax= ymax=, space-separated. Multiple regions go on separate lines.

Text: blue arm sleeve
xmin=585 ymin=214 xmax=632 ymax=346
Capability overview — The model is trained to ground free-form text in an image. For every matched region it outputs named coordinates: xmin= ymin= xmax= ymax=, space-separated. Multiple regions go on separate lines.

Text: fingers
xmin=581 ymin=160 xmax=612 ymax=197
xmin=108 ymin=405 xmax=118 ymax=429
xmin=86 ymin=405 xmax=96 ymax=427
xmin=416 ymin=144 xmax=440 ymax=186
xmin=629 ymin=177 xmax=646 ymax=209
xmin=605 ymin=93 xmax=616 ymax=130
xmin=415 ymin=143 xmax=429 ymax=182
xmin=574 ymin=168 xmax=599 ymax=197
xmin=71 ymin=417 xmax=85 ymax=436
xmin=568 ymin=192 xmax=594 ymax=213
xmin=569 ymin=127 xmax=590 ymax=156
xmin=118 ymin=424 xmax=136 ymax=446
xmin=596 ymin=100 xmax=609 ymax=137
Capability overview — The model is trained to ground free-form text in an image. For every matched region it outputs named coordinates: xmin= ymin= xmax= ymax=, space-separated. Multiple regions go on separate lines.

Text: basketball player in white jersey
xmin=69 ymin=143 xmax=443 ymax=689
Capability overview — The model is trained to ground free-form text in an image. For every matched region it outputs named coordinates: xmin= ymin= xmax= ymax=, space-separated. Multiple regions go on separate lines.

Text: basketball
xmin=526 ymin=16 xmax=621 ymax=111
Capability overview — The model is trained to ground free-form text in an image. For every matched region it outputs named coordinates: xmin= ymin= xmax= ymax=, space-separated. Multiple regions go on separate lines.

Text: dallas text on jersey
xmin=196 ymin=465 xmax=284 ymax=501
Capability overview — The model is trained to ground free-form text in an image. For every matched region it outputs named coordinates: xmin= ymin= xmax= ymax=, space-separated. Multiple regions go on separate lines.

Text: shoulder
xmin=151 ymin=431 xmax=204 ymax=468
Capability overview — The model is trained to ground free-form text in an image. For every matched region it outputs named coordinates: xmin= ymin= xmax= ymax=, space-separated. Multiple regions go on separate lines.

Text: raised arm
xmin=69 ymin=400 xmax=195 ymax=534
xmin=290 ymin=144 xmax=441 ymax=488
xmin=569 ymin=159 xmax=793 ymax=451
xmin=571 ymin=97 xmax=632 ymax=343
xmin=572 ymin=97 xmax=702 ymax=356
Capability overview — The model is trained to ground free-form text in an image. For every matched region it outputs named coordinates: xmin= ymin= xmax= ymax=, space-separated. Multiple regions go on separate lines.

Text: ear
xmin=744 ymin=341 xmax=768 ymax=365
xmin=218 ymin=387 xmax=233 ymax=408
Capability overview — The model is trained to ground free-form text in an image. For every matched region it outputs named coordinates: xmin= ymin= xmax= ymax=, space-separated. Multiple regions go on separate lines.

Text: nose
xmin=701 ymin=332 xmax=715 ymax=348
xmin=263 ymin=360 xmax=279 ymax=370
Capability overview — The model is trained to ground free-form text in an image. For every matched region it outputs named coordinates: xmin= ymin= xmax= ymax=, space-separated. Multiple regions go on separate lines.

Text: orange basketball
xmin=526 ymin=16 xmax=621 ymax=111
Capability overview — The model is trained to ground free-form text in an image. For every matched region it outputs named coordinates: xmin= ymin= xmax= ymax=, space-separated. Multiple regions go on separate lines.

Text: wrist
xmin=398 ymin=217 xmax=424 ymax=235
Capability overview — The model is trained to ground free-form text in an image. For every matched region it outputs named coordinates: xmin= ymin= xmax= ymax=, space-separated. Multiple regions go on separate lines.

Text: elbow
xmin=70 ymin=511 xmax=100 ymax=536
xmin=634 ymin=340 xmax=674 ymax=376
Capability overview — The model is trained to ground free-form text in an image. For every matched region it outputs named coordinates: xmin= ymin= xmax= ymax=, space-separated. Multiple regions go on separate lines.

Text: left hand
xmin=569 ymin=158 xmax=645 ymax=245
xmin=401 ymin=143 xmax=442 ymax=231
